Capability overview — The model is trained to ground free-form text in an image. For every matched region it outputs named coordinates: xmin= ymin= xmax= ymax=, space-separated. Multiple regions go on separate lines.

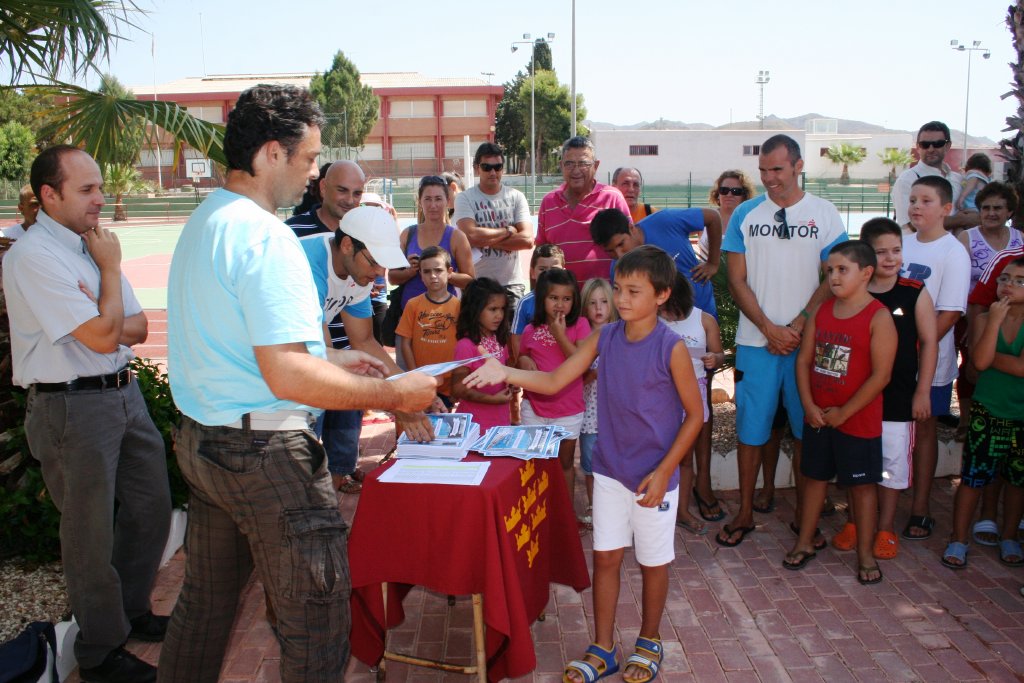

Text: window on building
xmin=742 ymin=145 xmax=761 ymax=156
xmin=444 ymin=139 xmax=486 ymax=157
xmin=442 ymin=100 xmax=487 ymax=117
xmin=186 ymin=106 xmax=224 ymax=124
xmin=392 ymin=140 xmax=435 ymax=159
xmin=359 ymin=143 xmax=383 ymax=161
xmin=629 ymin=145 xmax=659 ymax=156
xmin=138 ymin=149 xmax=175 ymax=166
xmin=389 ymin=100 xmax=434 ymax=118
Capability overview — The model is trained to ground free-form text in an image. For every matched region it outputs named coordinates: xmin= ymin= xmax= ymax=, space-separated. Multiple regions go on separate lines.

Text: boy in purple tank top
xmin=465 ymin=245 xmax=704 ymax=683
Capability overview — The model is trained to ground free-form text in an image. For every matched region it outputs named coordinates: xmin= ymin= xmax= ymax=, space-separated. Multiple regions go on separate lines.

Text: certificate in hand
xmin=386 ymin=353 xmax=495 ymax=381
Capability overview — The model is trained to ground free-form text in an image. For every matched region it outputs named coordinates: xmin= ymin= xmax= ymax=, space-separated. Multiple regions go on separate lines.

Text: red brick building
xmin=131 ymin=72 xmax=504 ymax=187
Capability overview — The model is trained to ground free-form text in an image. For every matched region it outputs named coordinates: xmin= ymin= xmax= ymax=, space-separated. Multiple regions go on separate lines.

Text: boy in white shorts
xmin=464 ymin=245 xmax=704 ymax=683
xmin=830 ymin=219 xmax=937 ymax=559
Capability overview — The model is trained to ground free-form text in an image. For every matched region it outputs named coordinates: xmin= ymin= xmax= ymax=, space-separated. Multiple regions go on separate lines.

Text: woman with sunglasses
xmin=389 ymin=176 xmax=475 ymax=364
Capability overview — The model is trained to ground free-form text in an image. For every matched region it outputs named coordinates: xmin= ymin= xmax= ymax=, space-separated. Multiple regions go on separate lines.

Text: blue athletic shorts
xmin=734 ymin=345 xmax=804 ymax=445
xmin=930 ymin=382 xmax=953 ymax=417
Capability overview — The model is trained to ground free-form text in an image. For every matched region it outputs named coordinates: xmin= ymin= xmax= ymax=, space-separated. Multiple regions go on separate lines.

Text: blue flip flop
xmin=1000 ymin=538 xmax=1023 ymax=566
xmin=941 ymin=541 xmax=969 ymax=570
xmin=563 ymin=642 xmax=619 ymax=683
xmin=623 ymin=636 xmax=662 ymax=683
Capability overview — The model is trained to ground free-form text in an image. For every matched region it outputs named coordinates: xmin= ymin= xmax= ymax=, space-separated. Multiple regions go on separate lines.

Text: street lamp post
xmin=950 ymin=39 xmax=991 ymax=165
xmin=512 ymin=32 xmax=555 ymax=206
xmin=756 ymin=70 xmax=770 ymax=130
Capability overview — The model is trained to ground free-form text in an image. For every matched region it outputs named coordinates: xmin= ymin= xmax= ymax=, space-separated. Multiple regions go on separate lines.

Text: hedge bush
xmin=0 ymin=357 xmax=186 ymax=563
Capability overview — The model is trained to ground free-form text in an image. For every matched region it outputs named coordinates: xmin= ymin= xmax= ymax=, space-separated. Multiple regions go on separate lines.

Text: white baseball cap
xmin=360 ymin=192 xmax=384 ymax=206
xmin=339 ymin=205 xmax=409 ymax=269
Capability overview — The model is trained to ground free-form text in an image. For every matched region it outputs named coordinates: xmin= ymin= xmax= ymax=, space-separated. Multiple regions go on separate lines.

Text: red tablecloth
xmin=349 ymin=455 xmax=591 ymax=681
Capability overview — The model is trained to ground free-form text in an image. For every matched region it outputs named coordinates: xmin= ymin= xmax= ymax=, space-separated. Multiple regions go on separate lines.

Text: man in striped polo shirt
xmin=535 ymin=136 xmax=631 ymax=284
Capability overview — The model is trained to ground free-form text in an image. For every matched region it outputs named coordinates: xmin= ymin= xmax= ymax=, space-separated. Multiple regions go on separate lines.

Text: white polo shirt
xmin=2 ymin=211 xmax=139 ymax=386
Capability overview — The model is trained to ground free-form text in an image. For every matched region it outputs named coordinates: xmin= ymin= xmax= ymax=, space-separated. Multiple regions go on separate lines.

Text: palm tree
xmin=877 ymin=148 xmax=914 ymax=184
xmin=103 ymin=162 xmax=146 ymax=220
xmin=1 ymin=1 xmax=225 ymax=167
xmin=1001 ymin=2 xmax=1024 ymax=226
xmin=824 ymin=143 xmax=867 ymax=185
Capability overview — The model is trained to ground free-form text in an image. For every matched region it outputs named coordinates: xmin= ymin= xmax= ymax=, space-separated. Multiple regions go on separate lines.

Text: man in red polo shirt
xmin=536 ymin=136 xmax=631 ymax=283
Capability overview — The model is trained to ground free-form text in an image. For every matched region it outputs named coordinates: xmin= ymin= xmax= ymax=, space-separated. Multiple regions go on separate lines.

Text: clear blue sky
xmin=87 ymin=0 xmax=1014 ymax=143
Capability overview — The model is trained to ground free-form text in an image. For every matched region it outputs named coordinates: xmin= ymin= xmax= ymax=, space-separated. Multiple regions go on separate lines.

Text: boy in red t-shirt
xmin=785 ymin=240 xmax=897 ymax=585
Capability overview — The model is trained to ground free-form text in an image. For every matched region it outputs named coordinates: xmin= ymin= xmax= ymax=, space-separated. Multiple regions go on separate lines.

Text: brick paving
xmin=67 ymin=315 xmax=1024 ymax=682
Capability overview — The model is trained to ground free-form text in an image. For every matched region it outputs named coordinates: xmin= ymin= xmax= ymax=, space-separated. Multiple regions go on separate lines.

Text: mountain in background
xmin=586 ymin=113 xmax=996 ymax=147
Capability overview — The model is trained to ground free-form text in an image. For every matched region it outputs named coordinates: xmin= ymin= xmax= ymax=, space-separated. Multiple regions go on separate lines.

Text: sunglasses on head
xmin=918 ymin=139 xmax=948 ymax=149
xmin=718 ymin=187 xmax=746 ymax=197
xmin=480 ymin=162 xmax=503 ymax=172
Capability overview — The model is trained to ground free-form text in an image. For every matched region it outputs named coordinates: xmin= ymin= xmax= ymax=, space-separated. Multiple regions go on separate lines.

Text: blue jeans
xmin=314 ymin=409 xmax=362 ymax=475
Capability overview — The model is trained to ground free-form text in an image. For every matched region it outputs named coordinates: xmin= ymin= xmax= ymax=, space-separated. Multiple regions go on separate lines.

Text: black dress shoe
xmin=128 ymin=611 xmax=170 ymax=642
xmin=80 ymin=646 xmax=157 ymax=683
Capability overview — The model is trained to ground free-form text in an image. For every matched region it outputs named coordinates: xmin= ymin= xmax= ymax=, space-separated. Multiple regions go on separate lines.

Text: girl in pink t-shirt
xmin=519 ymin=268 xmax=592 ymax=511
xmin=450 ymin=278 xmax=512 ymax=432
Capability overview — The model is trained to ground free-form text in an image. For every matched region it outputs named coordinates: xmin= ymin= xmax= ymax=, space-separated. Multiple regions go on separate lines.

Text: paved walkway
xmin=62 ymin=411 xmax=1024 ymax=682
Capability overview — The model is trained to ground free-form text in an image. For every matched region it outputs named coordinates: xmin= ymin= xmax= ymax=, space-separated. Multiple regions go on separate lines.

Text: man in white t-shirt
xmin=453 ymin=142 xmax=533 ymax=307
xmin=717 ymin=134 xmax=848 ymax=549
xmin=892 ymin=121 xmax=976 ymax=231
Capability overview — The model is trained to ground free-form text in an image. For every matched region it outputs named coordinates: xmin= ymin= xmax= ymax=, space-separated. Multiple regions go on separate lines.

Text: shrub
xmin=0 ymin=357 xmax=185 ymax=562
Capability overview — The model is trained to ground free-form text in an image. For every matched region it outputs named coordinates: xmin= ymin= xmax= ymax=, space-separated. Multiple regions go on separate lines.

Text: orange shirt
xmin=629 ymin=203 xmax=658 ymax=224
xmin=395 ymin=293 xmax=461 ymax=395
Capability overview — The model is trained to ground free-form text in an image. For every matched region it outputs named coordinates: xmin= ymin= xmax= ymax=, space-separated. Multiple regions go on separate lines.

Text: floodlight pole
xmin=756 ymin=70 xmax=770 ymax=130
xmin=512 ymin=33 xmax=555 ymax=206
xmin=951 ymin=39 xmax=991 ymax=165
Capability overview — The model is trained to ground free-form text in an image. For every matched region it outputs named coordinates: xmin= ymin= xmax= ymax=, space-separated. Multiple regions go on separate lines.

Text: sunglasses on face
xmin=918 ymin=139 xmax=948 ymax=149
xmin=718 ymin=187 xmax=746 ymax=197
xmin=774 ymin=208 xmax=790 ymax=240
xmin=479 ymin=162 xmax=503 ymax=172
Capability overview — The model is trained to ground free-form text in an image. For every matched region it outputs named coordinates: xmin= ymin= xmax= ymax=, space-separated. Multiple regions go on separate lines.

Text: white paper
xmin=386 ymin=354 xmax=495 ymax=381
xmin=377 ymin=459 xmax=490 ymax=486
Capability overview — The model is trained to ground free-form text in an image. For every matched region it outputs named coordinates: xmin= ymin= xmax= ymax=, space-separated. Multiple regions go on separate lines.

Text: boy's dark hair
xmin=1009 ymin=256 xmax=1024 ymax=269
xmin=975 ymin=181 xmax=1018 ymax=213
xmin=224 ymin=85 xmax=325 ymax=175
xmin=614 ymin=244 xmax=676 ymax=293
xmin=457 ymin=277 xmax=509 ymax=345
xmin=531 ymin=268 xmax=582 ymax=327
xmin=419 ymin=245 xmax=452 ymax=269
xmin=473 ymin=142 xmax=504 ymax=167
xmin=530 ymin=243 xmax=565 ymax=268
xmin=761 ymin=134 xmax=802 ymax=163
xmin=859 ymin=217 xmax=902 ymax=246
xmin=334 ymin=227 xmax=367 ymax=254
xmin=829 ymin=239 xmax=877 ymax=270
xmin=661 ymin=272 xmax=695 ymax=319
xmin=30 ymin=144 xmax=79 ymax=205
xmin=912 ymin=175 xmax=953 ymax=205
xmin=965 ymin=152 xmax=992 ymax=175
xmin=917 ymin=120 xmax=951 ymax=142
xmin=589 ymin=208 xmax=632 ymax=246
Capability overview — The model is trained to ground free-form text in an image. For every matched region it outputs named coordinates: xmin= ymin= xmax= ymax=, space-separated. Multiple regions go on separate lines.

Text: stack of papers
xmin=396 ymin=413 xmax=481 ymax=460
xmin=470 ymin=425 xmax=570 ymax=460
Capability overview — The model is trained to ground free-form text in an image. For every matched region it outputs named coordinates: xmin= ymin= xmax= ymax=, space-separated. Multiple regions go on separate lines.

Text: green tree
xmin=824 ymin=143 xmax=867 ymax=185
xmin=877 ymin=148 xmax=913 ymax=184
xmin=309 ymin=50 xmax=378 ymax=155
xmin=0 ymin=121 xmax=35 ymax=181
xmin=520 ymin=71 xmax=588 ymax=174
xmin=103 ymin=163 xmax=147 ymax=221
xmin=495 ymin=73 xmax=527 ymax=172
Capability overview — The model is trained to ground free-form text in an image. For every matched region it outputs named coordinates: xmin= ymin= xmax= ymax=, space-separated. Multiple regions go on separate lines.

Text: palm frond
xmin=31 ymin=82 xmax=225 ymax=167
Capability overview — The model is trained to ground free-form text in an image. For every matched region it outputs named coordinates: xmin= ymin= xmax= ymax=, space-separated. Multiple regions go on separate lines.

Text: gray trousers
xmin=25 ymin=381 xmax=171 ymax=668
xmin=158 ymin=417 xmax=350 ymax=683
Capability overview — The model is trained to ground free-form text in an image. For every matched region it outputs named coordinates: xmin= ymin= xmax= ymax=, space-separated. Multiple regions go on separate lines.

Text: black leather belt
xmin=33 ymin=366 xmax=133 ymax=393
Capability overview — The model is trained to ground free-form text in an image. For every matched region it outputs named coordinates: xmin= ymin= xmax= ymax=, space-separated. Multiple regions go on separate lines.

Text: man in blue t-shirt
xmin=161 ymin=85 xmax=437 ymax=683
xmin=590 ymin=206 xmax=722 ymax=317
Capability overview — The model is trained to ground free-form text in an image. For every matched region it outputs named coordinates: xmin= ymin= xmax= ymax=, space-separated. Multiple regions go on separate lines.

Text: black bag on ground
xmin=0 ymin=621 xmax=58 ymax=683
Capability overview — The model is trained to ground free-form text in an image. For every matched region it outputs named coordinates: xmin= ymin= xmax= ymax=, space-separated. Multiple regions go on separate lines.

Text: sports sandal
xmin=902 ymin=515 xmax=935 ymax=540
xmin=832 ymin=522 xmax=857 ymax=551
xmin=336 ymin=474 xmax=362 ymax=494
xmin=693 ymin=487 xmax=725 ymax=522
xmin=941 ymin=541 xmax=969 ymax=569
xmin=623 ymin=636 xmax=662 ymax=683
xmin=972 ymin=519 xmax=999 ymax=546
xmin=873 ymin=531 xmax=899 ymax=560
xmin=999 ymin=539 xmax=1024 ymax=566
xmin=563 ymin=643 xmax=620 ymax=683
